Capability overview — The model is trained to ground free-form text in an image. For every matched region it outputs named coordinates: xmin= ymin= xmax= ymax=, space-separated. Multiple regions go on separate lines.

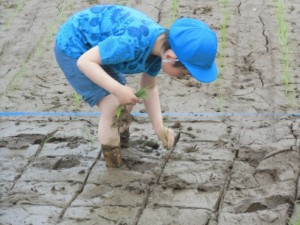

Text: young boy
xmin=54 ymin=5 xmax=218 ymax=168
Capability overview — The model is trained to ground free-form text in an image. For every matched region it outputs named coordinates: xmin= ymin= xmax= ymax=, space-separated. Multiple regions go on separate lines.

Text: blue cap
xmin=169 ymin=18 xmax=218 ymax=83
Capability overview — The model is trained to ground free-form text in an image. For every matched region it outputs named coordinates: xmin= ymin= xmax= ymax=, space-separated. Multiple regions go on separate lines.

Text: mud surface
xmin=1 ymin=0 xmax=300 ymax=224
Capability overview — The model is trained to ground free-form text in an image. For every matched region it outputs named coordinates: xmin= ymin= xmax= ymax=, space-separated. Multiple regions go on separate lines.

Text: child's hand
xmin=158 ymin=127 xmax=175 ymax=149
xmin=115 ymin=86 xmax=142 ymax=105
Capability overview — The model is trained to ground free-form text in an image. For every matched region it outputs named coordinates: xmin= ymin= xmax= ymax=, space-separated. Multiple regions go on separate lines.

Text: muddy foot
xmin=101 ymin=145 xmax=123 ymax=168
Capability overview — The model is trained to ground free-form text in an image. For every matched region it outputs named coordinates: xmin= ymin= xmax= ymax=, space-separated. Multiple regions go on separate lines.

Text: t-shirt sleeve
xmin=98 ymin=36 xmax=136 ymax=65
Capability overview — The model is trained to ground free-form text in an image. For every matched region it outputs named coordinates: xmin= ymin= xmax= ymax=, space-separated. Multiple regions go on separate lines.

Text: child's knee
xmin=98 ymin=95 xmax=119 ymax=113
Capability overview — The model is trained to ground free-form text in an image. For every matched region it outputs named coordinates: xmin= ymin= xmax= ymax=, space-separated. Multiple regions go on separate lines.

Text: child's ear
xmin=164 ymin=49 xmax=178 ymax=60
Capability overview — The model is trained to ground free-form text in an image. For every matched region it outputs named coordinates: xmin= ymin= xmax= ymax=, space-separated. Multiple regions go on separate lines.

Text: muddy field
xmin=0 ymin=0 xmax=300 ymax=224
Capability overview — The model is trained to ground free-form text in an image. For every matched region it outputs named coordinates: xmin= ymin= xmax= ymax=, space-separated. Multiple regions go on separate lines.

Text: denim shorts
xmin=54 ymin=43 xmax=127 ymax=107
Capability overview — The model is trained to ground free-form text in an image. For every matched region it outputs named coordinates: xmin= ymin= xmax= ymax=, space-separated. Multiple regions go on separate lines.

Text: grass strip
xmin=274 ymin=0 xmax=297 ymax=108
xmin=215 ymin=0 xmax=231 ymax=112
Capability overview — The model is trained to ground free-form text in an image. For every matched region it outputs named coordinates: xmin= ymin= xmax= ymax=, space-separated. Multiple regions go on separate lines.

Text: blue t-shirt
xmin=56 ymin=5 xmax=166 ymax=76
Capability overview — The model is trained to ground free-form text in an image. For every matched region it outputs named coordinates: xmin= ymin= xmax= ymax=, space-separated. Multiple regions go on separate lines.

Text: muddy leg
xmin=97 ymin=95 xmax=122 ymax=167
xmin=119 ymin=104 xmax=133 ymax=148
xmin=101 ymin=145 xmax=123 ymax=168
xmin=120 ymin=128 xmax=130 ymax=148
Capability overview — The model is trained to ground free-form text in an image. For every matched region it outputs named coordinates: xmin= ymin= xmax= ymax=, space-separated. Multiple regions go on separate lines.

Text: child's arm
xmin=140 ymin=73 xmax=175 ymax=148
xmin=77 ymin=46 xmax=141 ymax=105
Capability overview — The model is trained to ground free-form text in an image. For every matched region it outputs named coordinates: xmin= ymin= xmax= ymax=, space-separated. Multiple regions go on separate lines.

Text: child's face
xmin=162 ymin=62 xmax=190 ymax=79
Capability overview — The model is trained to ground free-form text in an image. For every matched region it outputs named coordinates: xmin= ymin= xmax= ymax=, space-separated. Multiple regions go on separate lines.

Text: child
xmin=54 ymin=4 xmax=218 ymax=168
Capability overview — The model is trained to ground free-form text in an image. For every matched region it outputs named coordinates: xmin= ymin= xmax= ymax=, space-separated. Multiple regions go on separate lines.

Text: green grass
xmin=171 ymin=0 xmax=178 ymax=23
xmin=2 ymin=0 xmax=26 ymax=98
xmin=4 ymin=31 xmax=48 ymax=99
xmin=82 ymin=126 xmax=94 ymax=149
xmin=274 ymin=0 xmax=297 ymax=108
xmin=218 ymin=0 xmax=231 ymax=77
xmin=116 ymin=0 xmax=127 ymax=5
xmin=215 ymin=0 xmax=231 ymax=112
xmin=3 ymin=0 xmax=73 ymax=102
xmin=36 ymin=0 xmax=72 ymax=59
xmin=7 ymin=62 xmax=27 ymax=91
xmin=288 ymin=206 xmax=300 ymax=225
xmin=289 ymin=218 xmax=300 ymax=225
xmin=73 ymin=92 xmax=83 ymax=111
xmin=5 ymin=0 xmax=25 ymax=29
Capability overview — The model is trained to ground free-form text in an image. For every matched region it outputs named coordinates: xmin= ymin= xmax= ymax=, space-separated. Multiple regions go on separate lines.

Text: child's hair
xmin=161 ymin=32 xmax=187 ymax=69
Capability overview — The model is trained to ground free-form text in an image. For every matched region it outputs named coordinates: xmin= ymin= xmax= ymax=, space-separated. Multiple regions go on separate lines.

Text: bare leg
xmin=97 ymin=94 xmax=122 ymax=167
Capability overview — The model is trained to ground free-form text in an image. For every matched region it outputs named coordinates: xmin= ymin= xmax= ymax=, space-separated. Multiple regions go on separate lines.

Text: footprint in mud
xmin=32 ymin=155 xmax=80 ymax=170
xmin=123 ymin=158 xmax=157 ymax=173
xmin=52 ymin=157 xmax=80 ymax=170
xmin=245 ymin=202 xmax=268 ymax=213
xmin=161 ymin=175 xmax=190 ymax=190
xmin=0 ymin=134 xmax=46 ymax=149
xmin=130 ymin=136 xmax=160 ymax=154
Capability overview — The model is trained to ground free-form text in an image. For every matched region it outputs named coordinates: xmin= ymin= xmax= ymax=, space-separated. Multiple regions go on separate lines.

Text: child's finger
xmin=136 ymin=98 xmax=143 ymax=104
xmin=169 ymin=133 xmax=175 ymax=148
xmin=166 ymin=128 xmax=175 ymax=148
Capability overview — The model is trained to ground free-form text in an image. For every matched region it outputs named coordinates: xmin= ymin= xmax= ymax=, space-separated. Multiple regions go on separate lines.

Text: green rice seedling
xmin=35 ymin=22 xmax=57 ymax=58
xmin=36 ymin=37 xmax=47 ymax=59
xmin=288 ymin=206 xmax=300 ymax=225
xmin=115 ymin=104 xmax=126 ymax=120
xmin=16 ymin=0 xmax=24 ymax=12
xmin=116 ymin=0 xmax=127 ymax=5
xmin=5 ymin=0 xmax=25 ymax=29
xmin=216 ymin=93 xmax=224 ymax=112
xmin=57 ymin=0 xmax=71 ymax=24
xmin=37 ymin=0 xmax=73 ymax=60
xmin=4 ymin=36 xmax=37 ymax=96
xmin=48 ymin=22 xmax=56 ymax=43
xmin=288 ymin=219 xmax=300 ymax=225
xmin=114 ymin=86 xmax=149 ymax=121
xmin=220 ymin=0 xmax=229 ymax=8
xmin=112 ymin=87 xmax=149 ymax=130
xmin=172 ymin=0 xmax=178 ymax=23
xmin=82 ymin=126 xmax=94 ymax=149
xmin=218 ymin=3 xmax=231 ymax=75
xmin=215 ymin=0 xmax=231 ymax=111
xmin=274 ymin=0 xmax=297 ymax=108
xmin=6 ymin=61 xmax=27 ymax=92
xmin=3 ymin=0 xmax=73 ymax=107
xmin=163 ymin=116 xmax=171 ymax=123
xmin=115 ymin=87 xmax=149 ymax=119
xmin=73 ymin=92 xmax=82 ymax=111
xmin=134 ymin=87 xmax=148 ymax=100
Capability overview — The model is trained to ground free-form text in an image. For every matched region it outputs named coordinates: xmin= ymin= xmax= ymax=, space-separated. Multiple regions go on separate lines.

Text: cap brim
xmin=185 ymin=62 xmax=218 ymax=83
